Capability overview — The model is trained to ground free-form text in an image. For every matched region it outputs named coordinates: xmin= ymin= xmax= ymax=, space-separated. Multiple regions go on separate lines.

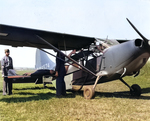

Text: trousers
xmin=56 ymin=76 xmax=66 ymax=96
xmin=3 ymin=77 xmax=12 ymax=95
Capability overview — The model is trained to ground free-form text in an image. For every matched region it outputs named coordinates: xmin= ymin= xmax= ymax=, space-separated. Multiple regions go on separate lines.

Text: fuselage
xmin=97 ymin=39 xmax=149 ymax=83
xmin=70 ymin=39 xmax=150 ymax=86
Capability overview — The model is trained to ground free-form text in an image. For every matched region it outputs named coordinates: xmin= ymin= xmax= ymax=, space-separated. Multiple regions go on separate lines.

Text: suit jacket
xmin=1 ymin=56 xmax=13 ymax=76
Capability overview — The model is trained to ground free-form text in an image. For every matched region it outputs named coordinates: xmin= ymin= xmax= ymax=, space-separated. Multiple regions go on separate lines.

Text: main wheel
xmin=130 ymin=84 xmax=141 ymax=96
xmin=83 ymin=86 xmax=95 ymax=99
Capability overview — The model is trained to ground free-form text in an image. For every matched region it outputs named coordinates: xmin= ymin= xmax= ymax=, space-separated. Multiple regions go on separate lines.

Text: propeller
xmin=126 ymin=18 xmax=150 ymax=47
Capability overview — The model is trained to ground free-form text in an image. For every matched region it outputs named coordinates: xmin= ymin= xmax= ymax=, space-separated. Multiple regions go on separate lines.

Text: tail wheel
xmin=83 ymin=86 xmax=95 ymax=99
xmin=130 ymin=84 xmax=141 ymax=96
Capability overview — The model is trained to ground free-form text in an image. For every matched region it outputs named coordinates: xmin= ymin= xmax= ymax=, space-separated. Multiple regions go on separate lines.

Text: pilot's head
xmin=5 ymin=49 xmax=10 ymax=56
xmin=99 ymin=41 xmax=104 ymax=45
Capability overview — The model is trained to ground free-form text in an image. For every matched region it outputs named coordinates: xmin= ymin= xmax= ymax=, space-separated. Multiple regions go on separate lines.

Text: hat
xmin=5 ymin=49 xmax=10 ymax=53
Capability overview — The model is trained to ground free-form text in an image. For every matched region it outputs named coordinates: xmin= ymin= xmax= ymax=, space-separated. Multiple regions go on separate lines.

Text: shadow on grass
xmin=0 ymin=90 xmax=76 ymax=103
xmin=62 ymin=88 xmax=150 ymax=100
xmin=13 ymin=86 xmax=46 ymax=90
xmin=141 ymin=87 xmax=150 ymax=94
xmin=94 ymin=89 xmax=150 ymax=100
xmin=1 ymin=87 xmax=150 ymax=103
xmin=13 ymin=86 xmax=56 ymax=90
xmin=0 ymin=92 xmax=53 ymax=102
xmin=67 ymin=87 xmax=150 ymax=100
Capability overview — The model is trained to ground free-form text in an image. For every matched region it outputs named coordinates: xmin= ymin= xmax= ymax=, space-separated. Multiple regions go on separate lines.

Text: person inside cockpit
xmin=95 ymin=40 xmax=109 ymax=53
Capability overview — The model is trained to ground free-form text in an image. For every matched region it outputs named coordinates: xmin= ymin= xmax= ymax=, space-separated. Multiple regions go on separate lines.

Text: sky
xmin=0 ymin=0 xmax=150 ymax=68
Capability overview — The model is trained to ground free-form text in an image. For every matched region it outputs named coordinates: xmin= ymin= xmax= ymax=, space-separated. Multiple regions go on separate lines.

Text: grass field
xmin=1 ymin=63 xmax=150 ymax=121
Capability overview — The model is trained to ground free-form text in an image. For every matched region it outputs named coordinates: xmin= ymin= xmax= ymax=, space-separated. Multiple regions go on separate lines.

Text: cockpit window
xmin=89 ymin=38 xmax=120 ymax=57
xmin=95 ymin=38 xmax=120 ymax=47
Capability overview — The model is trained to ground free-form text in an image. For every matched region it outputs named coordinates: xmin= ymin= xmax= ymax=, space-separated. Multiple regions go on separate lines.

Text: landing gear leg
xmin=120 ymin=78 xmax=132 ymax=90
xmin=120 ymin=78 xmax=141 ymax=97
xmin=43 ymin=82 xmax=47 ymax=88
xmin=83 ymin=76 xmax=100 ymax=99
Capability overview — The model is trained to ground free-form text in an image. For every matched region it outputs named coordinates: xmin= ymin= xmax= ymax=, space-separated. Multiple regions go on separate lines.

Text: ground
xmin=1 ymin=63 xmax=150 ymax=121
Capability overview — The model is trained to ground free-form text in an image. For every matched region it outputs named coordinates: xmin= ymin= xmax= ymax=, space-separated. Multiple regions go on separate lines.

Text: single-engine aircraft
xmin=0 ymin=18 xmax=150 ymax=99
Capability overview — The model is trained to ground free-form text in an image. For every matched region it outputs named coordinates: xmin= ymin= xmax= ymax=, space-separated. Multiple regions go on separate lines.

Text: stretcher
xmin=8 ymin=75 xmax=31 ymax=78
xmin=7 ymin=75 xmax=43 ymax=84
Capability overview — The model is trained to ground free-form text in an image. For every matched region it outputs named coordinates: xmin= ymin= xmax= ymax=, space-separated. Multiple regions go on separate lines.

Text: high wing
xmin=0 ymin=24 xmax=95 ymax=50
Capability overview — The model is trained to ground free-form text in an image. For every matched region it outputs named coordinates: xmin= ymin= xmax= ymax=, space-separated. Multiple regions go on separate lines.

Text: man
xmin=1 ymin=49 xmax=13 ymax=95
xmin=95 ymin=40 xmax=109 ymax=53
xmin=23 ymin=69 xmax=55 ymax=77
xmin=55 ymin=50 xmax=76 ymax=97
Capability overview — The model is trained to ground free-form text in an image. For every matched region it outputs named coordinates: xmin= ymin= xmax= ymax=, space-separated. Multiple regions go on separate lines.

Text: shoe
xmin=62 ymin=94 xmax=67 ymax=97
xmin=3 ymin=92 xmax=7 ymax=96
xmin=56 ymin=95 xmax=63 ymax=98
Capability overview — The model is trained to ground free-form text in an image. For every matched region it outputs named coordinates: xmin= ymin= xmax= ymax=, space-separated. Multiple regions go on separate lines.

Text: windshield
xmin=88 ymin=38 xmax=120 ymax=57
xmin=95 ymin=38 xmax=120 ymax=47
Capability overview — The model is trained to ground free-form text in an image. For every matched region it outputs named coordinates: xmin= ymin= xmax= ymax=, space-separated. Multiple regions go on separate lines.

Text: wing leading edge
xmin=0 ymin=24 xmax=95 ymax=50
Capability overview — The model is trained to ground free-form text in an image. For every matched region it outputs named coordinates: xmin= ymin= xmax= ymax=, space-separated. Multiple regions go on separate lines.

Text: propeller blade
xmin=126 ymin=18 xmax=149 ymax=43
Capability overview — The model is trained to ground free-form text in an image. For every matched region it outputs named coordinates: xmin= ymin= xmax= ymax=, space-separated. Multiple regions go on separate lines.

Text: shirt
xmin=1 ymin=56 xmax=13 ymax=76
xmin=55 ymin=52 xmax=66 ymax=77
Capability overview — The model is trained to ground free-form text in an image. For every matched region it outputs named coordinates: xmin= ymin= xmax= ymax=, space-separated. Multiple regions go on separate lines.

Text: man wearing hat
xmin=1 ymin=49 xmax=13 ymax=95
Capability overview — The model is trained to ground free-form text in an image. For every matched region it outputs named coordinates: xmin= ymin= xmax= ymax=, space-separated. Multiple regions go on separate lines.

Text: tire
xmin=83 ymin=86 xmax=95 ymax=99
xmin=130 ymin=84 xmax=141 ymax=96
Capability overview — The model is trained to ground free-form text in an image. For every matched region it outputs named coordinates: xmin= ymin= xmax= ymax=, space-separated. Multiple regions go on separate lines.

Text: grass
xmin=1 ymin=63 xmax=150 ymax=121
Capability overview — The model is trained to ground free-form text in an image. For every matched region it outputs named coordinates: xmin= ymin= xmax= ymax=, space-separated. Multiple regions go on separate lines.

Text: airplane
xmin=0 ymin=18 xmax=150 ymax=99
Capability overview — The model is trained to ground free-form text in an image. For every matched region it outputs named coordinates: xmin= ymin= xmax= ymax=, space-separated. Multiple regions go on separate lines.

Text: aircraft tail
xmin=35 ymin=49 xmax=56 ymax=70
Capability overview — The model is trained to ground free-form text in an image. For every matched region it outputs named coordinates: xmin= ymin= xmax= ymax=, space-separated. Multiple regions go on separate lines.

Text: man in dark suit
xmin=55 ymin=50 xmax=76 ymax=97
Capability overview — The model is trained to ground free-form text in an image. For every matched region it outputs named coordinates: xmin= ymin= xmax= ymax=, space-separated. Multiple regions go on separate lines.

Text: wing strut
xmin=26 ymin=41 xmax=83 ymax=72
xmin=36 ymin=35 xmax=96 ymax=77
